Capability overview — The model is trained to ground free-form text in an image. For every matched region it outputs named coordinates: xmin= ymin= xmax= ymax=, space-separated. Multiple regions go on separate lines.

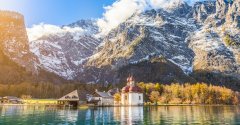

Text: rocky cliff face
xmin=189 ymin=0 xmax=240 ymax=86
xmin=193 ymin=1 xmax=216 ymax=23
xmin=0 ymin=11 xmax=69 ymax=84
xmin=85 ymin=5 xmax=196 ymax=84
xmin=0 ymin=11 xmax=38 ymax=73
xmin=28 ymin=20 xmax=101 ymax=80
xmin=87 ymin=4 xmax=195 ymax=73
xmin=85 ymin=0 xmax=240 ymax=87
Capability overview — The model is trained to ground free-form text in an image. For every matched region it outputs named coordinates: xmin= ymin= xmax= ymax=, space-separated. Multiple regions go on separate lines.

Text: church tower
xmin=121 ymin=76 xmax=143 ymax=106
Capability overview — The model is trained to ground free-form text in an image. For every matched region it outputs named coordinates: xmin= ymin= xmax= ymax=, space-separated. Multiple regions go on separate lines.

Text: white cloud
xmin=27 ymin=23 xmax=85 ymax=41
xmin=148 ymin=0 xmax=184 ymax=9
xmin=27 ymin=0 xmax=202 ymax=39
xmin=97 ymin=0 xmax=147 ymax=35
xmin=97 ymin=0 xmax=201 ymax=35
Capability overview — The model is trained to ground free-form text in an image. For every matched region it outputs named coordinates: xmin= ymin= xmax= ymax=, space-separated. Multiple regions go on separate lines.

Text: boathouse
xmin=1 ymin=96 xmax=22 ymax=104
xmin=57 ymin=90 xmax=85 ymax=107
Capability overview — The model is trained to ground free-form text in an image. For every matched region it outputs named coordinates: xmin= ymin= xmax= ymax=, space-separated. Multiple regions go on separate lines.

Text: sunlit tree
xmin=149 ymin=91 xmax=160 ymax=105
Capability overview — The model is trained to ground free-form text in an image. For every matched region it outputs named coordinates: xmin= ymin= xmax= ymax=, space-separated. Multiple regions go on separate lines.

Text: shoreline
xmin=0 ymin=104 xmax=238 ymax=107
xmin=0 ymin=104 xmax=58 ymax=106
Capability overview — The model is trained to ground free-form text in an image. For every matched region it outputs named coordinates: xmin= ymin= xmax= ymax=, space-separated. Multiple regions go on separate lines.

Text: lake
xmin=0 ymin=105 xmax=240 ymax=125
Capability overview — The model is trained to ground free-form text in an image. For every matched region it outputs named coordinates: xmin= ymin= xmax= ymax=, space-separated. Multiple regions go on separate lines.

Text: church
xmin=121 ymin=76 xmax=144 ymax=106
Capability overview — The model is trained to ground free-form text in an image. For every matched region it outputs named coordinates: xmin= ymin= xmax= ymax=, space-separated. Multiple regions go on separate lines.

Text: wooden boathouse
xmin=57 ymin=90 xmax=85 ymax=107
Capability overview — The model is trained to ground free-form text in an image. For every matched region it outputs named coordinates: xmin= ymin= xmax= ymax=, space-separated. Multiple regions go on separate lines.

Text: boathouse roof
xmin=95 ymin=91 xmax=113 ymax=98
xmin=3 ymin=96 xmax=21 ymax=101
xmin=58 ymin=90 xmax=81 ymax=101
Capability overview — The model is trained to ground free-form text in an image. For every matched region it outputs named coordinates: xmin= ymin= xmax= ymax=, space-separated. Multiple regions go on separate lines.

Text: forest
xmin=137 ymin=82 xmax=239 ymax=105
xmin=0 ymin=82 xmax=100 ymax=99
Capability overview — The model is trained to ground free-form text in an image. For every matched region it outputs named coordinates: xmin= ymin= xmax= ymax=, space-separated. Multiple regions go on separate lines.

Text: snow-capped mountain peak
xmin=27 ymin=20 xmax=101 ymax=80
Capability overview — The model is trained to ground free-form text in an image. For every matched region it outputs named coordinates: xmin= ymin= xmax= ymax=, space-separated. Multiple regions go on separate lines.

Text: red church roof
xmin=122 ymin=86 xmax=130 ymax=93
xmin=122 ymin=76 xmax=142 ymax=93
xmin=122 ymin=85 xmax=142 ymax=93
xmin=129 ymin=86 xmax=142 ymax=93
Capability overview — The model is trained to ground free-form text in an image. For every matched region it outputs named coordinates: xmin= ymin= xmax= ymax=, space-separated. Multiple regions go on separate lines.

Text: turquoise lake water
xmin=0 ymin=105 xmax=240 ymax=125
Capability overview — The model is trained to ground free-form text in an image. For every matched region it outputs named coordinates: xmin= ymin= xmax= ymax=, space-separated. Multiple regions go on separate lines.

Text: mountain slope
xmin=87 ymin=3 xmax=196 ymax=74
xmin=188 ymin=0 xmax=240 ymax=86
xmin=85 ymin=0 xmax=240 ymax=87
xmin=28 ymin=20 xmax=101 ymax=80
xmin=1 ymin=0 xmax=239 ymax=89
xmin=0 ymin=11 xmax=38 ymax=73
xmin=0 ymin=11 xmax=70 ymax=84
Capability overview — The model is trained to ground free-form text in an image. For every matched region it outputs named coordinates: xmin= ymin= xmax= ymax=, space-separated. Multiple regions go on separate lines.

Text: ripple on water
xmin=0 ymin=106 xmax=240 ymax=125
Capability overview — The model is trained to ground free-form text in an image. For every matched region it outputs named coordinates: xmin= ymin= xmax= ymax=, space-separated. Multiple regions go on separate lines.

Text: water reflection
xmin=0 ymin=106 xmax=240 ymax=125
xmin=143 ymin=106 xmax=240 ymax=124
xmin=113 ymin=107 xmax=143 ymax=125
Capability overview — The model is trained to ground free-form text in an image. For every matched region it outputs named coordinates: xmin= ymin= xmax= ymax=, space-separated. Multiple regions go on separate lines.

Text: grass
xmin=23 ymin=99 xmax=58 ymax=105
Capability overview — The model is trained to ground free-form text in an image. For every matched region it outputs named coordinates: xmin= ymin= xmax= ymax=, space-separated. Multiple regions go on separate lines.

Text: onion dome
xmin=122 ymin=86 xmax=130 ymax=93
xmin=127 ymin=77 xmax=130 ymax=83
xmin=127 ymin=76 xmax=134 ymax=83
xmin=129 ymin=86 xmax=142 ymax=93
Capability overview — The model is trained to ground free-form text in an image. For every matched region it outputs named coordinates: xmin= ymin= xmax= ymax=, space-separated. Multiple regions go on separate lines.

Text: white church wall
xmin=121 ymin=93 xmax=127 ymax=105
xmin=128 ymin=93 xmax=143 ymax=106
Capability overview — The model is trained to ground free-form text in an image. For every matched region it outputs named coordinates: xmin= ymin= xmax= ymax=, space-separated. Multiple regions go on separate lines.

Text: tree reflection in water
xmin=0 ymin=106 xmax=240 ymax=125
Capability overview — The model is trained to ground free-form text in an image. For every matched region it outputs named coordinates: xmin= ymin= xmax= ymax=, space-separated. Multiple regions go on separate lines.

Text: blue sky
xmin=0 ymin=0 xmax=202 ymax=28
xmin=0 ymin=0 xmax=115 ymax=27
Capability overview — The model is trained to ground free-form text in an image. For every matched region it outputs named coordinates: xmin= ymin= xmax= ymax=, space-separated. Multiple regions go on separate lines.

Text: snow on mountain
xmin=88 ymin=5 xmax=196 ymax=74
xmin=27 ymin=20 xmax=101 ymax=79
xmin=97 ymin=0 xmax=193 ymax=35
xmin=2 ymin=0 xmax=239 ymax=86
xmin=189 ymin=0 xmax=240 ymax=76
xmin=85 ymin=0 xmax=240 ymax=85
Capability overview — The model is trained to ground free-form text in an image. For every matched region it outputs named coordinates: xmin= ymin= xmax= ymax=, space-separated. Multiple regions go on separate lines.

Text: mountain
xmin=28 ymin=20 xmax=101 ymax=80
xmin=189 ymin=0 xmax=240 ymax=86
xmin=0 ymin=11 xmax=37 ymax=72
xmin=85 ymin=0 xmax=240 ymax=88
xmin=0 ymin=0 xmax=240 ymax=89
xmin=0 ymin=11 xmax=72 ymax=84
xmin=84 ymin=2 xmax=196 ymax=84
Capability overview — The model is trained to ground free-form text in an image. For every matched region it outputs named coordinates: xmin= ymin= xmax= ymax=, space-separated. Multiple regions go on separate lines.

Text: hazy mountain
xmin=0 ymin=11 xmax=74 ymax=84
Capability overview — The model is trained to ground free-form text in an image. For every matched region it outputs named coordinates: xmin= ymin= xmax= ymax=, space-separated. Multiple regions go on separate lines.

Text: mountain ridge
xmin=0 ymin=0 xmax=240 ymax=90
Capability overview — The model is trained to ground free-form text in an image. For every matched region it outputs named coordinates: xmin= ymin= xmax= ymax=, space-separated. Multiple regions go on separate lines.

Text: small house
xmin=57 ymin=90 xmax=85 ymax=107
xmin=1 ymin=96 xmax=22 ymax=104
xmin=87 ymin=89 xmax=118 ymax=106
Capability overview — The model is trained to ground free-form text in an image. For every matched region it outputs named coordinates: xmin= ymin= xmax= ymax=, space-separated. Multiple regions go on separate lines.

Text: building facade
xmin=0 ymin=96 xmax=22 ymax=104
xmin=57 ymin=90 xmax=85 ymax=107
xmin=121 ymin=76 xmax=143 ymax=106
xmin=87 ymin=89 xmax=116 ymax=106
